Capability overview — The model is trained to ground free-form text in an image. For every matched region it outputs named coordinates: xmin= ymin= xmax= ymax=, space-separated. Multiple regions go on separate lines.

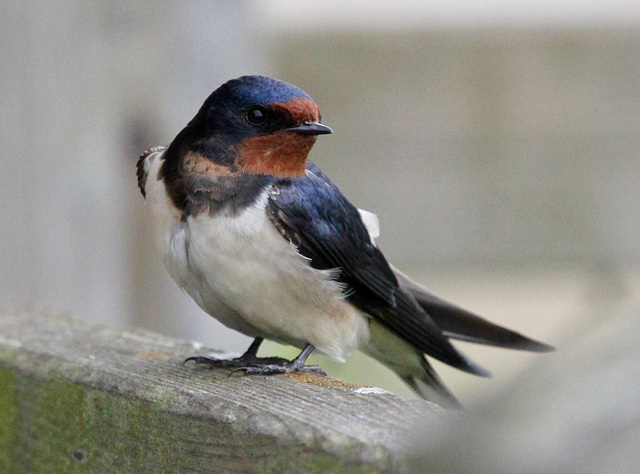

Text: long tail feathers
xmin=364 ymin=321 xmax=465 ymax=408
xmin=364 ymin=266 xmax=553 ymax=407
xmin=392 ymin=266 xmax=555 ymax=353
xmin=400 ymin=356 xmax=463 ymax=409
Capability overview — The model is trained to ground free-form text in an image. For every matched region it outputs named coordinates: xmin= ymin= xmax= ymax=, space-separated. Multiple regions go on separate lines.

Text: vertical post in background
xmin=0 ymin=1 xmax=269 ymax=352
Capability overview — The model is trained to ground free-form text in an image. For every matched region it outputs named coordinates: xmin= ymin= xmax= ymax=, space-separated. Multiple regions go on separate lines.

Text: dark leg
xmin=184 ymin=337 xmax=290 ymax=368
xmin=232 ymin=344 xmax=326 ymax=376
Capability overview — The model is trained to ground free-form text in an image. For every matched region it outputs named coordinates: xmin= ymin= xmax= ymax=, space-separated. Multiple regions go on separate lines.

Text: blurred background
xmin=2 ymin=0 xmax=639 ymax=412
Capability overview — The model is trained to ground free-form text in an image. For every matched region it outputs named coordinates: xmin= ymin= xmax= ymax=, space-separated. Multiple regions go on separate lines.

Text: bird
xmin=137 ymin=75 xmax=553 ymax=408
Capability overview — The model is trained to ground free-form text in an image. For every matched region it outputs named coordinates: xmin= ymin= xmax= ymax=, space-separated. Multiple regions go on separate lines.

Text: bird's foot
xmin=232 ymin=360 xmax=327 ymax=377
xmin=232 ymin=343 xmax=326 ymax=376
xmin=184 ymin=354 xmax=290 ymax=369
xmin=185 ymin=340 xmax=325 ymax=377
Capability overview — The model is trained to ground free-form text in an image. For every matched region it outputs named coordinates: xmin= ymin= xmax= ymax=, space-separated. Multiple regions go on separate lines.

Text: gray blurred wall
xmin=276 ymin=29 xmax=640 ymax=269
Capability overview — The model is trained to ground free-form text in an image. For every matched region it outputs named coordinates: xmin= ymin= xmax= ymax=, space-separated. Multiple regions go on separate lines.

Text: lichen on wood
xmin=0 ymin=304 xmax=440 ymax=472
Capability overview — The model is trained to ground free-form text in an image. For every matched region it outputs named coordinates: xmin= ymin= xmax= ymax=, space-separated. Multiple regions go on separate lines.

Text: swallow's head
xmin=181 ymin=75 xmax=332 ymax=178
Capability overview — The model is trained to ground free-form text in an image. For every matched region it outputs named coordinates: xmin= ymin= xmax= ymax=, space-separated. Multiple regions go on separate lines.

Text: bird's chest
xmin=186 ymin=192 xmax=296 ymax=300
xmin=143 ymin=154 xmax=367 ymax=359
xmin=184 ymin=206 xmax=369 ymax=359
xmin=183 ymin=194 xmax=341 ymax=315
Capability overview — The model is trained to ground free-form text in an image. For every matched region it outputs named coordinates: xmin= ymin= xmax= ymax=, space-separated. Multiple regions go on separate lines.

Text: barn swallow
xmin=137 ymin=75 xmax=553 ymax=408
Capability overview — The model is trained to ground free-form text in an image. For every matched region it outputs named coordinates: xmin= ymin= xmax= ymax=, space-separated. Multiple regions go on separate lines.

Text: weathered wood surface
xmin=0 ymin=303 xmax=441 ymax=473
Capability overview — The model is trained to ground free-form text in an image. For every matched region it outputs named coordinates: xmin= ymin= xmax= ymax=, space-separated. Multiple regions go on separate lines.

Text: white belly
xmin=142 ymin=151 xmax=369 ymax=361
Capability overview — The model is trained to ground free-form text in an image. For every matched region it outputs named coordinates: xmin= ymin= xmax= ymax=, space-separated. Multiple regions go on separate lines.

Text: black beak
xmin=287 ymin=121 xmax=333 ymax=136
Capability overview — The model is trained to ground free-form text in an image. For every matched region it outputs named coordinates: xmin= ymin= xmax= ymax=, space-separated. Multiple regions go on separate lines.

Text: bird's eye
xmin=246 ymin=106 xmax=268 ymax=125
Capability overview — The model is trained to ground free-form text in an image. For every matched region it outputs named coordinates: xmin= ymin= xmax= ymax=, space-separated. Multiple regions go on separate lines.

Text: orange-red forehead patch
xmin=272 ymin=97 xmax=320 ymax=123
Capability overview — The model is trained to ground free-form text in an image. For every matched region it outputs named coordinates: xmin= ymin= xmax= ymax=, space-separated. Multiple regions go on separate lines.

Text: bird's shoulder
xmin=137 ymin=146 xmax=166 ymax=198
xmin=267 ymin=162 xmax=398 ymax=307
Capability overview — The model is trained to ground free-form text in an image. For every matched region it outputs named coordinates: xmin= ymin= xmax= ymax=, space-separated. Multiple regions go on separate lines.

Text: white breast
xmin=141 ymin=150 xmax=370 ymax=361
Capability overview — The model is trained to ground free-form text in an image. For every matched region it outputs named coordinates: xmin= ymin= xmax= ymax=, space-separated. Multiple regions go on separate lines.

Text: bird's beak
xmin=287 ymin=121 xmax=333 ymax=136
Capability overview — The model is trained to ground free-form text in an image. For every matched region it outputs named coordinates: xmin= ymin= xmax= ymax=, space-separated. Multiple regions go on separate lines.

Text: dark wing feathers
xmin=353 ymin=285 xmax=490 ymax=376
xmin=267 ymin=163 xmax=488 ymax=376
xmin=268 ymin=164 xmax=398 ymax=308
xmin=137 ymin=146 xmax=166 ymax=198
xmin=136 ymin=152 xmax=149 ymax=198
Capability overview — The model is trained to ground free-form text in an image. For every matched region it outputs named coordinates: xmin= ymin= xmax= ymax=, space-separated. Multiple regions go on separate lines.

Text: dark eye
xmin=246 ymin=106 xmax=268 ymax=125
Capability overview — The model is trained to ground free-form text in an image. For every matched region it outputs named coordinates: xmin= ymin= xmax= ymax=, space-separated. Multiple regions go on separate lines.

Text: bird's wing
xmin=267 ymin=163 xmax=487 ymax=376
xmin=137 ymin=146 xmax=166 ymax=198
xmin=392 ymin=266 xmax=554 ymax=352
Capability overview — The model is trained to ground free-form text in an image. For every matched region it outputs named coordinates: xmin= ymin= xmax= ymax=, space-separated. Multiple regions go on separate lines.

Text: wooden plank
xmin=0 ymin=303 xmax=442 ymax=473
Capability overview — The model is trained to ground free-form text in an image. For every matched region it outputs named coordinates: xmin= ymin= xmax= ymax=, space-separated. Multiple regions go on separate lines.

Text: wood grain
xmin=0 ymin=303 xmax=442 ymax=473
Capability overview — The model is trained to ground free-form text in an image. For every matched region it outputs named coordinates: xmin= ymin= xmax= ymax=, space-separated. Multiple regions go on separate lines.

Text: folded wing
xmin=267 ymin=163 xmax=488 ymax=376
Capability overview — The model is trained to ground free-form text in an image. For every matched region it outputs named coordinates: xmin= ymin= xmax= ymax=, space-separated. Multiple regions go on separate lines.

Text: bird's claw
xmin=185 ymin=341 xmax=326 ymax=377
xmin=183 ymin=355 xmax=218 ymax=366
xmin=184 ymin=354 xmax=293 ymax=369
xmin=230 ymin=363 xmax=327 ymax=377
